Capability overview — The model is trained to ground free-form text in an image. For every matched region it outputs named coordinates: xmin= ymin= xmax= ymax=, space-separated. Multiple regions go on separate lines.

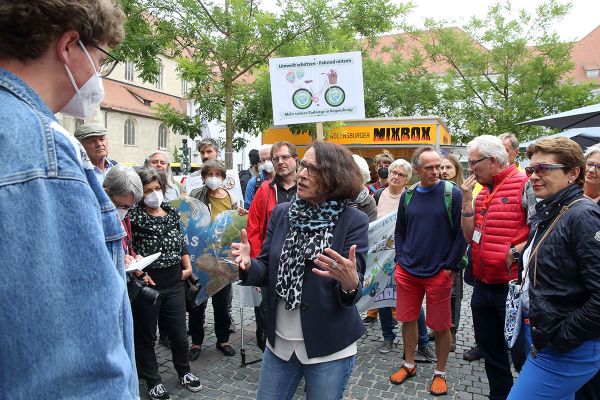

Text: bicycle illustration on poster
xmin=287 ymin=69 xmax=346 ymax=109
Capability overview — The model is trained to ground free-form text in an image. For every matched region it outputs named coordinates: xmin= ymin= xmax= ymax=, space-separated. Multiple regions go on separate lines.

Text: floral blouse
xmin=129 ymin=202 xmax=186 ymax=270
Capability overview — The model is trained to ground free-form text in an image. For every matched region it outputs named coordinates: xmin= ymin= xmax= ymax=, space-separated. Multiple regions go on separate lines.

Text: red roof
xmin=101 ymin=79 xmax=187 ymax=118
xmin=566 ymin=25 xmax=600 ymax=85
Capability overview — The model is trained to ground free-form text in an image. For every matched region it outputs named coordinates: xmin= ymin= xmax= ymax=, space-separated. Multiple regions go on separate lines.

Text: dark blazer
xmin=240 ymin=202 xmax=369 ymax=359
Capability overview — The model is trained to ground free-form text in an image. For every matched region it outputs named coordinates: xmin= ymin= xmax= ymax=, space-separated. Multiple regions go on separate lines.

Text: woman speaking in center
xmin=232 ymin=140 xmax=369 ymax=400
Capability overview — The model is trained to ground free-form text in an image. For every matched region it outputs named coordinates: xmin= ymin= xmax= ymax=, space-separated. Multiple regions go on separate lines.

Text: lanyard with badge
xmin=472 ymin=168 xmax=519 ymax=244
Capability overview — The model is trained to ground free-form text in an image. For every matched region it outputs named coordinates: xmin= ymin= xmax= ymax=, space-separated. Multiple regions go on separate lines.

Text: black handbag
xmin=184 ymin=273 xmax=201 ymax=312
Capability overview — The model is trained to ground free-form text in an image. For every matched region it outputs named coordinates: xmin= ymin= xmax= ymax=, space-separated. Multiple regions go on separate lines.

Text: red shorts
xmin=394 ymin=265 xmax=453 ymax=331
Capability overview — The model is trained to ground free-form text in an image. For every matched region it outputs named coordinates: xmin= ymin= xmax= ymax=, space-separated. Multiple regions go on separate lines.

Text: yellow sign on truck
xmin=263 ymin=116 xmax=451 ymax=159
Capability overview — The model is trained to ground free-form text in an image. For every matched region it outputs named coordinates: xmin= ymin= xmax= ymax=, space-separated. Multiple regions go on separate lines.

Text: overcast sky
xmin=404 ymin=0 xmax=599 ymax=41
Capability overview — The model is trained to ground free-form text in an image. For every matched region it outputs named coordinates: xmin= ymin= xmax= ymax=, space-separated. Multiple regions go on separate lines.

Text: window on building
xmin=124 ymin=119 xmax=136 ymax=145
xmin=181 ymin=79 xmax=189 ymax=95
xmin=158 ymin=124 xmax=168 ymax=148
xmin=586 ymin=69 xmax=599 ymax=78
xmin=124 ymin=61 xmax=135 ymax=81
xmin=154 ymin=61 xmax=164 ymax=90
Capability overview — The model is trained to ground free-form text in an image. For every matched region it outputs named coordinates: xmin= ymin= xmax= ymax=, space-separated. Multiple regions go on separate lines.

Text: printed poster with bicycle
xmin=269 ymin=52 xmax=365 ymax=125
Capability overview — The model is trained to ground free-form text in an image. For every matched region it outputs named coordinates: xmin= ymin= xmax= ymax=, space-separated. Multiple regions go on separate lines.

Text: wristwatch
xmin=510 ymin=246 xmax=521 ymax=260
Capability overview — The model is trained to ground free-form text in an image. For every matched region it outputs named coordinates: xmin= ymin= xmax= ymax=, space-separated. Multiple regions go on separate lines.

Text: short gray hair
xmin=197 ymin=138 xmax=220 ymax=153
xmin=498 ymin=132 xmax=519 ymax=150
xmin=137 ymin=167 xmax=167 ymax=194
xmin=144 ymin=150 xmax=178 ymax=188
xmin=467 ymin=135 xmax=509 ymax=166
xmin=103 ymin=165 xmax=143 ymax=202
xmin=411 ymin=146 xmax=437 ymax=167
xmin=389 ymin=159 xmax=413 ymax=181
xmin=259 ymin=144 xmax=273 ymax=153
xmin=584 ymin=143 xmax=600 ymax=159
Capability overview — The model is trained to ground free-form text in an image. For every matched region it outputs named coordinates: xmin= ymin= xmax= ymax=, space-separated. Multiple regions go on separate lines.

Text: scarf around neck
xmin=275 ymin=196 xmax=349 ymax=310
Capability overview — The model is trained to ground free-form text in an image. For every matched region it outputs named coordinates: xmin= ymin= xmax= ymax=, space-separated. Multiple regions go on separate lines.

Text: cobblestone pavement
xmin=151 ymin=284 xmax=515 ymax=399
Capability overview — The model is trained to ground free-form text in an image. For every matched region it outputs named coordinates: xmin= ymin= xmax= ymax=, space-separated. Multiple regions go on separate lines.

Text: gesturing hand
xmin=231 ymin=229 xmax=251 ymax=270
xmin=313 ymin=245 xmax=359 ymax=291
xmin=461 ymin=174 xmax=477 ymax=201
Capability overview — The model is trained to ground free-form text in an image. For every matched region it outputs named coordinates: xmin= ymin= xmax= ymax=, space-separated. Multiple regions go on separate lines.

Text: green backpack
xmin=403 ymin=180 xmax=469 ymax=270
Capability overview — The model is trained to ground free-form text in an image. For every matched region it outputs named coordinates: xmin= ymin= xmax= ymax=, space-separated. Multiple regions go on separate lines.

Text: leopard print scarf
xmin=276 ymin=196 xmax=349 ymax=310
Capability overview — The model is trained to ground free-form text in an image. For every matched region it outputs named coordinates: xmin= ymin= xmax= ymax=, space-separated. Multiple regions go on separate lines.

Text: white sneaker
xmin=148 ymin=383 xmax=170 ymax=400
xmin=180 ymin=372 xmax=202 ymax=392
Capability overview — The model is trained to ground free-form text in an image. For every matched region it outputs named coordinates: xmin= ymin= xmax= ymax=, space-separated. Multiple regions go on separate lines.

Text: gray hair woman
xmin=144 ymin=150 xmax=184 ymax=201
xmin=584 ymin=143 xmax=600 ymax=204
xmin=232 ymin=140 xmax=369 ymax=400
xmin=103 ymin=165 xmax=144 ymax=260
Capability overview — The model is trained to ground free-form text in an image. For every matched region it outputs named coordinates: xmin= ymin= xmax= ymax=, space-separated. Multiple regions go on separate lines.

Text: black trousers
xmin=189 ymin=283 xmax=232 ymax=345
xmin=132 ymin=282 xmax=190 ymax=388
xmin=451 ymin=270 xmax=464 ymax=329
xmin=471 ymin=279 xmax=519 ymax=400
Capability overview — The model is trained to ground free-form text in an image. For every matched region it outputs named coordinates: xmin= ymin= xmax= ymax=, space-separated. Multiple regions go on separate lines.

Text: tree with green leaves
xmin=413 ymin=0 xmax=596 ymax=143
xmin=119 ymin=0 xmax=409 ymax=166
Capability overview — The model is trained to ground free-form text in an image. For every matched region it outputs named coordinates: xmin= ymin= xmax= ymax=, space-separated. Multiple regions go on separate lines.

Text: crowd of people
xmin=2 ymin=2 xmax=600 ymax=400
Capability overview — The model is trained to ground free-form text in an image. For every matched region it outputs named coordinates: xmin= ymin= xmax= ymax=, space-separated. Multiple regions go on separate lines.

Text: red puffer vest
xmin=472 ymin=165 xmax=530 ymax=284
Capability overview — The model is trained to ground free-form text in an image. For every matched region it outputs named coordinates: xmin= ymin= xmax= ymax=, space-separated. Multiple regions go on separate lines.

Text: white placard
xmin=269 ymin=51 xmax=365 ymax=125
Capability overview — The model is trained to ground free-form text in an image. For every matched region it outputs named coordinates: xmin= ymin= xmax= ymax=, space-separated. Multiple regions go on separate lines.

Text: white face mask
xmin=144 ymin=190 xmax=164 ymax=209
xmin=259 ymin=160 xmax=274 ymax=174
xmin=60 ymin=41 xmax=105 ymax=119
xmin=116 ymin=207 xmax=128 ymax=221
xmin=205 ymin=176 xmax=223 ymax=190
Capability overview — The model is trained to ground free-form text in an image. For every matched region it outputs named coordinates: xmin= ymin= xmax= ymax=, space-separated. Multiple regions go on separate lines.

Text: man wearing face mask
xmin=243 ymin=144 xmax=274 ymax=209
xmin=75 ymin=123 xmax=118 ymax=184
xmin=188 ymin=160 xmax=239 ymax=359
xmin=0 ymin=1 xmax=138 ymax=399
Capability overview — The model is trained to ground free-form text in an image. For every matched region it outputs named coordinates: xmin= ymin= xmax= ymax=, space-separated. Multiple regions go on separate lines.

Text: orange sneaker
xmin=430 ymin=373 xmax=448 ymax=396
xmin=389 ymin=364 xmax=416 ymax=385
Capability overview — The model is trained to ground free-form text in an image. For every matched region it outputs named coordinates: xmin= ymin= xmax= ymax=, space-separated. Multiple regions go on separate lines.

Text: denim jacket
xmin=0 ymin=68 xmax=138 ymax=399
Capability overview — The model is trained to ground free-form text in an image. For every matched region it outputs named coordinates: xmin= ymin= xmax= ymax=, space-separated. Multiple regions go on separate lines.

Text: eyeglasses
xmin=272 ymin=155 xmax=293 ymax=163
xmin=467 ymin=157 xmax=489 ymax=168
xmin=298 ymin=159 xmax=318 ymax=176
xmin=586 ymin=161 xmax=600 ymax=172
xmin=390 ymin=170 xmax=407 ymax=178
xmin=525 ymin=163 xmax=565 ymax=177
xmin=91 ymin=44 xmax=121 ymax=78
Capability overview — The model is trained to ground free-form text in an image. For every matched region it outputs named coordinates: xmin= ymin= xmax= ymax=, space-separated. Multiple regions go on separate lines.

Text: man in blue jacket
xmin=0 ymin=2 xmax=138 ymax=398
xmin=389 ymin=146 xmax=467 ymax=396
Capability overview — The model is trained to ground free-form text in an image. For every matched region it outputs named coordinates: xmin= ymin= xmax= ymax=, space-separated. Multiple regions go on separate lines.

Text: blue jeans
xmin=380 ymin=307 xmax=429 ymax=346
xmin=256 ymin=347 xmax=355 ymax=400
xmin=508 ymin=322 xmax=600 ymax=400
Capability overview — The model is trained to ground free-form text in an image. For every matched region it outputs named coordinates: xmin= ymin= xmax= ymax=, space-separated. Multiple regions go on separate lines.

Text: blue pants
xmin=508 ymin=323 xmax=600 ymax=400
xmin=256 ymin=347 xmax=355 ymax=400
xmin=380 ymin=307 xmax=429 ymax=346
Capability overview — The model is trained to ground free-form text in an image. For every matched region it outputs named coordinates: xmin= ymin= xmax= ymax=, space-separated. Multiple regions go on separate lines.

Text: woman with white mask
xmin=128 ymin=167 xmax=202 ymax=400
xmin=187 ymin=160 xmax=239 ymax=360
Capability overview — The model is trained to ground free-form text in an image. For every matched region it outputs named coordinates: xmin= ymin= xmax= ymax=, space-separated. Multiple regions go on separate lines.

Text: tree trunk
xmin=224 ymin=77 xmax=234 ymax=169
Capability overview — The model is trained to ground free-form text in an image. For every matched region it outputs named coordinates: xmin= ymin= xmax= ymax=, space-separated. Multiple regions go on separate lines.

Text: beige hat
xmin=74 ymin=123 xmax=107 ymax=141
xmin=352 ymin=154 xmax=371 ymax=184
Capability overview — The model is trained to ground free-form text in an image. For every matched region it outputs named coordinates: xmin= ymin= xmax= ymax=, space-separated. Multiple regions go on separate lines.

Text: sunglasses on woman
xmin=525 ymin=163 xmax=565 ymax=177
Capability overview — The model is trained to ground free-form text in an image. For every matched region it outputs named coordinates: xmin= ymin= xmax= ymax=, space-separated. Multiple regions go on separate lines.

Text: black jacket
xmin=524 ymin=185 xmax=600 ymax=353
xmin=240 ymin=203 xmax=369 ymax=358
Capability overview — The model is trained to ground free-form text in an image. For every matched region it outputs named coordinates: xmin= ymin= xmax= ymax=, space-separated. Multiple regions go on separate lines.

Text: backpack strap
xmin=403 ymin=182 xmax=420 ymax=226
xmin=373 ymin=188 xmax=384 ymax=205
xmin=443 ymin=180 xmax=455 ymax=230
